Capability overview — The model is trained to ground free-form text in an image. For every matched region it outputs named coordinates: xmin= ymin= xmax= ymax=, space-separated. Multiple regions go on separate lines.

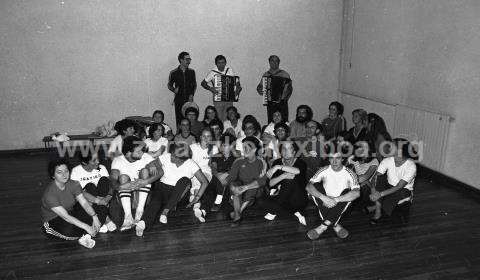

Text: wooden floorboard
xmin=0 ymin=153 xmax=479 ymax=279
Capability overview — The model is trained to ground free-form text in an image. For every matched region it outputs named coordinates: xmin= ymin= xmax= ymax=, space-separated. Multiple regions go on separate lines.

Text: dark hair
xmin=203 ymin=105 xmax=219 ymax=122
xmin=297 ymin=105 xmax=313 ymax=122
xmin=274 ymin=122 xmax=290 ymax=136
xmin=122 ymin=136 xmax=144 ymax=155
xmin=48 ymin=158 xmax=70 ymax=178
xmin=148 ymin=123 xmax=164 ymax=139
xmin=152 ymin=110 xmax=164 ymax=120
xmin=393 ymin=138 xmax=418 ymax=160
xmin=169 ymin=143 xmax=192 ymax=161
xmin=78 ymin=149 xmax=96 ymax=165
xmin=308 ymin=120 xmax=324 ymax=135
xmin=220 ymin=133 xmax=236 ymax=145
xmin=329 ymin=101 xmax=344 ymax=115
xmin=185 ymin=107 xmax=199 ymax=118
xmin=242 ymin=115 xmax=261 ymax=134
xmin=242 ymin=136 xmax=262 ymax=156
xmin=226 ymin=106 xmax=241 ymax=120
xmin=278 ymin=141 xmax=299 ymax=157
xmin=209 ymin=118 xmax=224 ymax=133
xmin=268 ymin=55 xmax=280 ymax=63
xmin=215 ymin=55 xmax=226 ymax=65
xmin=368 ymin=113 xmax=391 ymax=141
xmin=178 ymin=51 xmax=189 ymax=62
xmin=114 ymin=119 xmax=136 ymax=136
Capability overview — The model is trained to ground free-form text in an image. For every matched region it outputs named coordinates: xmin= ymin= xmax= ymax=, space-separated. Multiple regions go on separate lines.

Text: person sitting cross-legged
xmin=306 ymin=141 xmax=360 ymax=240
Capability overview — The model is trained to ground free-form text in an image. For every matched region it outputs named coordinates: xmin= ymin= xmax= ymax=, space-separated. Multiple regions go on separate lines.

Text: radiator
xmin=393 ymin=105 xmax=451 ymax=172
xmin=340 ymin=92 xmax=451 ymax=172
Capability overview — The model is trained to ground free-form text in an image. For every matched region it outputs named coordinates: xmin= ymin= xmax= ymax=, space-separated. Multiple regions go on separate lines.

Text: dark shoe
xmin=211 ymin=204 xmax=221 ymax=212
xmin=370 ymin=216 xmax=382 ymax=225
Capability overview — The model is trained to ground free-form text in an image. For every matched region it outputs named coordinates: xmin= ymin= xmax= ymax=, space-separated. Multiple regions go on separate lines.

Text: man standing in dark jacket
xmin=168 ymin=51 xmax=197 ymax=127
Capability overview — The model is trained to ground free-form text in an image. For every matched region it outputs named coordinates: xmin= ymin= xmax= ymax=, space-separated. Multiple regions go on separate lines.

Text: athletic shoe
xmin=135 ymin=220 xmax=145 ymax=237
xmin=264 ymin=213 xmax=277 ymax=221
xmin=98 ymin=224 xmax=108 ymax=233
xmin=78 ymin=234 xmax=95 ymax=249
xmin=159 ymin=215 xmax=167 ymax=224
xmin=105 ymin=220 xmax=117 ymax=232
xmin=194 ymin=208 xmax=206 ymax=223
xmin=333 ymin=224 xmax=349 ymax=239
xmin=120 ymin=216 xmax=134 ymax=231
xmin=294 ymin=212 xmax=307 ymax=226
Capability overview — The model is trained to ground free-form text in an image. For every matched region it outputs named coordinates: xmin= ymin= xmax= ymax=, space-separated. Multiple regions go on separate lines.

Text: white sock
xmin=194 ymin=208 xmax=206 ymax=223
xmin=135 ymin=191 xmax=149 ymax=220
xmin=120 ymin=196 xmax=132 ymax=218
xmin=214 ymin=195 xmax=223 ymax=205
xmin=264 ymin=213 xmax=276 ymax=221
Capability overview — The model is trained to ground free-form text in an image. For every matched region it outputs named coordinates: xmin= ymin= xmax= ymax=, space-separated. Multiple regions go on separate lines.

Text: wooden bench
xmin=42 ymin=134 xmax=114 ymax=149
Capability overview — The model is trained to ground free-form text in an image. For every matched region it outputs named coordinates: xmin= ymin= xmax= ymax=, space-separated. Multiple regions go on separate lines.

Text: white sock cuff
xmin=214 ymin=195 xmax=223 ymax=205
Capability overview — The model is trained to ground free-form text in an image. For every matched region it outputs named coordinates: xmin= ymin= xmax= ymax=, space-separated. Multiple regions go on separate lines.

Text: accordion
xmin=262 ymin=76 xmax=291 ymax=105
xmin=213 ymin=75 xmax=240 ymax=102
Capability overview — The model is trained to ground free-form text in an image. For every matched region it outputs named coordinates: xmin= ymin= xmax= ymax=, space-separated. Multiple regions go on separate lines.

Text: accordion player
xmin=213 ymin=74 xmax=240 ymax=102
xmin=261 ymin=76 xmax=291 ymax=105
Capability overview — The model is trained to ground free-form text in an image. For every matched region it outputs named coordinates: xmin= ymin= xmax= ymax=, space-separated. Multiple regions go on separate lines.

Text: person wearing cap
xmin=201 ymin=55 xmax=242 ymax=121
xmin=168 ymin=51 xmax=197 ymax=127
xmin=306 ymin=141 xmax=360 ymax=240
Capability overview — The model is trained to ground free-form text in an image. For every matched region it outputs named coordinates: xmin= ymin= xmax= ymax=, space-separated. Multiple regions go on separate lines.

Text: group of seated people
xmin=41 ymin=101 xmax=418 ymax=248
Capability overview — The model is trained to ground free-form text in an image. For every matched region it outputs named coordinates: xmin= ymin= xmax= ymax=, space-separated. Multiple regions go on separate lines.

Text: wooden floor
xmin=0 ymin=152 xmax=479 ymax=280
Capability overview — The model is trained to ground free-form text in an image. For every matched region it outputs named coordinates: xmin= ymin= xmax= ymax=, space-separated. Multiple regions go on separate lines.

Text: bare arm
xmin=201 ymin=80 xmax=215 ymax=93
xmin=188 ymin=170 xmax=209 ymax=205
xmin=51 ymin=206 xmax=93 ymax=234
xmin=110 ymin=169 xmax=135 ymax=191
xmin=334 ymin=189 xmax=360 ymax=203
xmin=358 ymin=165 xmax=377 ymax=184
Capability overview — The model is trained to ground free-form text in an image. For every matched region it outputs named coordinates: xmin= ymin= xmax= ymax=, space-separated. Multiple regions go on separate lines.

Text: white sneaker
xmin=135 ymin=220 xmax=145 ymax=237
xmin=78 ymin=234 xmax=95 ymax=249
xmin=264 ymin=213 xmax=277 ymax=221
xmin=194 ymin=208 xmax=206 ymax=223
xmin=159 ymin=214 xmax=167 ymax=224
xmin=120 ymin=216 xmax=134 ymax=231
xmin=294 ymin=212 xmax=307 ymax=226
xmin=98 ymin=224 xmax=108 ymax=233
xmin=105 ymin=220 xmax=117 ymax=232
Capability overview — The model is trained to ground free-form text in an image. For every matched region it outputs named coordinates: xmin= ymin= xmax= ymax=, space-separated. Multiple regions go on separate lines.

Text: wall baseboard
xmin=417 ymin=164 xmax=480 ymax=200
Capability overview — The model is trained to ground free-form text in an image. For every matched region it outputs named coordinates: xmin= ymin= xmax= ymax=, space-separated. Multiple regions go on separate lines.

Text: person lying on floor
xmin=70 ymin=150 xmax=116 ymax=233
xmin=368 ymin=138 xmax=417 ymax=225
xmin=306 ymin=141 xmax=360 ymax=240
xmin=226 ymin=136 xmax=268 ymax=225
xmin=263 ymin=141 xmax=308 ymax=225
xmin=109 ymin=136 xmax=161 ymax=237
xmin=41 ymin=158 xmax=102 ymax=248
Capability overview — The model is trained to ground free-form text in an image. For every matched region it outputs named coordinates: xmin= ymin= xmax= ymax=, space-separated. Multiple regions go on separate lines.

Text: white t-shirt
xmin=204 ymin=66 xmax=235 ymax=85
xmin=223 ymin=119 xmax=244 ymax=138
xmin=310 ymin=166 xmax=360 ymax=197
xmin=108 ymin=135 xmax=123 ymax=155
xmin=70 ymin=164 xmax=109 ymax=188
xmin=144 ymin=137 xmax=168 ymax=153
xmin=377 ymin=157 xmax=416 ymax=191
xmin=111 ymin=153 xmax=155 ymax=181
xmin=190 ymin=143 xmax=218 ymax=178
xmin=158 ymin=153 xmax=200 ymax=186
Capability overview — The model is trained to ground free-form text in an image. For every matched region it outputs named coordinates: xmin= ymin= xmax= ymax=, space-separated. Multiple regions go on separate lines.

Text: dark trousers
xmin=311 ymin=183 xmax=351 ymax=226
xmin=83 ymin=177 xmax=111 ymax=223
xmin=267 ymin=100 xmax=288 ymax=123
xmin=174 ymin=99 xmax=187 ymax=128
xmin=376 ymin=183 xmax=413 ymax=216
xmin=261 ymin=179 xmax=308 ymax=217
xmin=199 ymin=176 xmax=225 ymax=211
xmin=142 ymin=178 xmax=191 ymax=229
